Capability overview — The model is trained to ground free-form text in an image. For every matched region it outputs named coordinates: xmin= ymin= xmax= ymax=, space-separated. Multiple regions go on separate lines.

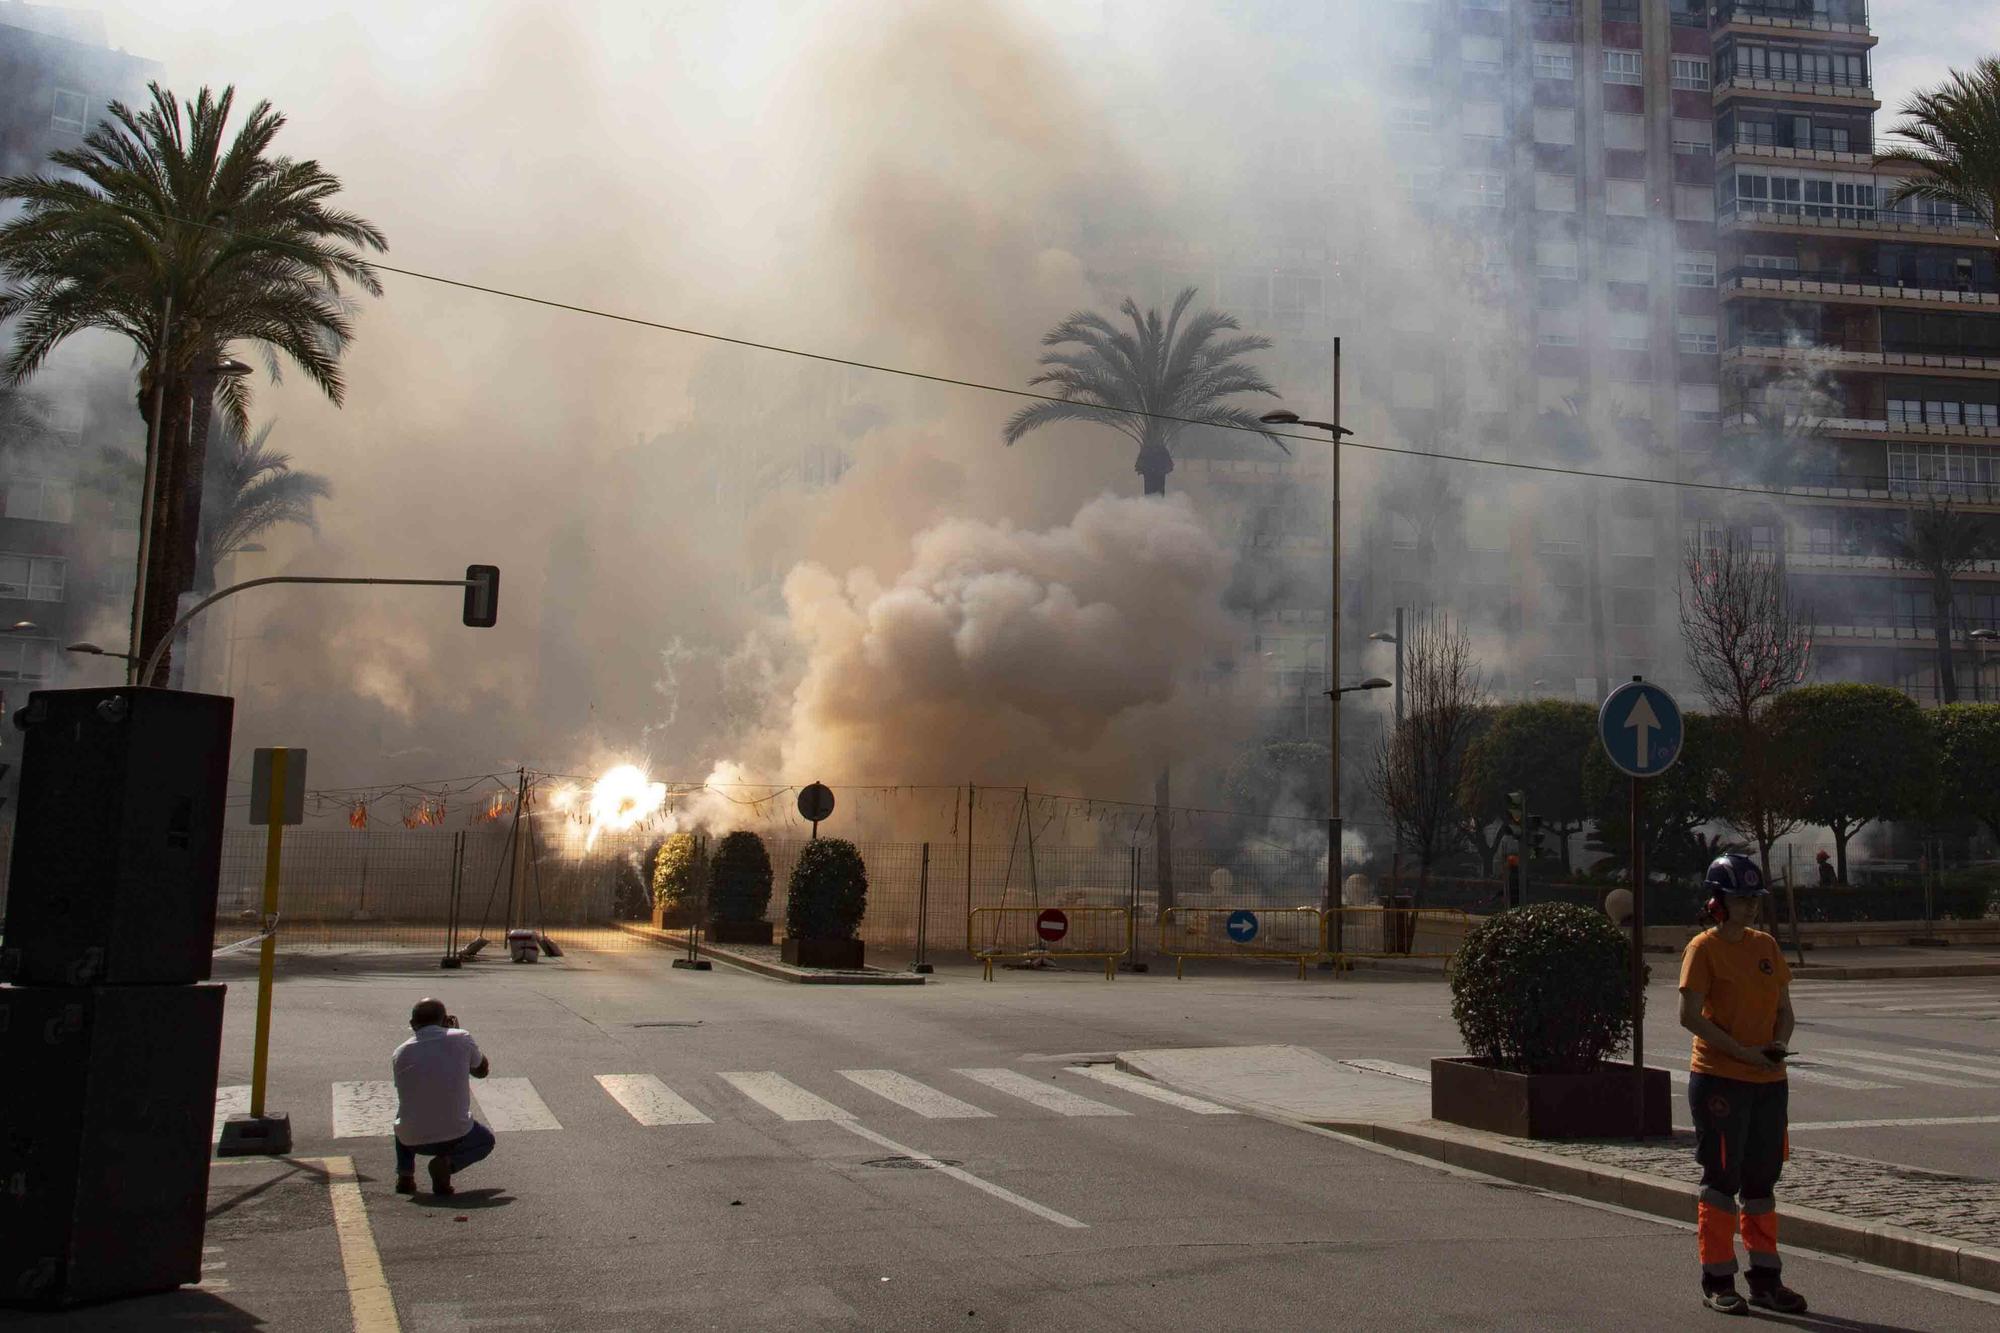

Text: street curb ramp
xmin=1316 ymin=1118 xmax=2000 ymax=1297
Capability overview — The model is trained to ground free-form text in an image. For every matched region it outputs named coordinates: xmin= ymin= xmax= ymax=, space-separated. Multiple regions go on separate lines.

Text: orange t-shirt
xmin=1679 ymin=927 xmax=1792 ymax=1083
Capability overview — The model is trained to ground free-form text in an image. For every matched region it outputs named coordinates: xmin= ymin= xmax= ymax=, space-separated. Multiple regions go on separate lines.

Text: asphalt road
xmin=7 ymin=944 xmax=1997 ymax=1331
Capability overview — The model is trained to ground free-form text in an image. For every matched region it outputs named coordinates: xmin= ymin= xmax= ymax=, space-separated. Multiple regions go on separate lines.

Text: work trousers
xmin=395 ymin=1120 xmax=496 ymax=1178
xmin=1687 ymin=1072 xmax=1788 ymax=1277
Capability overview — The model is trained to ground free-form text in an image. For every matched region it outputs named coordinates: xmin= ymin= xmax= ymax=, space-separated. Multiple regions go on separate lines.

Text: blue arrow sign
xmin=1226 ymin=909 xmax=1259 ymax=943
xmin=1598 ymin=680 xmax=1684 ymax=779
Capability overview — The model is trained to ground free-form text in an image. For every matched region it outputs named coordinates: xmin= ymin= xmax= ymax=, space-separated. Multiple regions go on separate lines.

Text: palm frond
xmin=1875 ymin=57 xmax=2000 ymax=233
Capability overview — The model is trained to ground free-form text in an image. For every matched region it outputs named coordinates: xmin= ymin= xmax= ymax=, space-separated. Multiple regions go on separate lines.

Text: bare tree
xmin=1369 ymin=614 xmax=1486 ymax=907
xmin=1679 ymin=532 xmax=1814 ymax=876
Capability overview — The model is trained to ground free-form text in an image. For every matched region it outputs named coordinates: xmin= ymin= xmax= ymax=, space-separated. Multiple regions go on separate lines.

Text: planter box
xmin=1431 ymin=1057 xmax=1671 ymax=1139
xmin=781 ymin=938 xmax=864 ymax=970
xmin=651 ymin=905 xmax=696 ymax=930
xmin=709 ymin=919 xmax=773 ymax=946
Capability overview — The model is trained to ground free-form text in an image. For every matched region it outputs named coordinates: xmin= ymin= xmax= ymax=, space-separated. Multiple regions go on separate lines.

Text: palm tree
xmin=0 ymin=384 xmax=50 ymax=457
xmin=0 ymin=83 xmax=386 ymax=681
xmin=1002 ymin=287 xmax=1285 ymax=495
xmin=1883 ymin=500 xmax=1996 ymax=703
xmin=1875 ymin=57 xmax=2000 ymax=236
xmin=195 ymin=421 xmax=330 ymax=592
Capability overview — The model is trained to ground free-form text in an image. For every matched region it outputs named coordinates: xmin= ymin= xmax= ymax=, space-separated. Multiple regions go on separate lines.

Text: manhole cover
xmin=630 ymin=1020 xmax=702 ymax=1028
xmin=863 ymin=1156 xmax=960 ymax=1170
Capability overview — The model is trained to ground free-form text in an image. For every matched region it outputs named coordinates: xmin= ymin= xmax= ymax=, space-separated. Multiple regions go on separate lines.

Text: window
xmin=1535 ymin=172 xmax=1578 ymax=213
xmin=50 ymin=88 xmax=87 ymax=134
xmin=0 ymin=636 xmax=54 ymax=683
xmin=1611 ymin=311 xmax=1651 ymax=351
xmin=1672 ymin=117 xmax=1712 ymax=155
xmin=1612 ymin=588 xmax=1655 ymax=627
xmin=1679 ymin=315 xmax=1720 ymax=354
xmin=1674 ymin=184 xmax=1715 ymax=221
xmin=1462 ymin=101 xmax=1504 ymax=140
xmin=1462 ymin=0 xmax=1505 ymax=9
xmin=1604 ymin=114 xmax=1646 ymax=153
xmin=1676 ymin=251 xmax=1717 ymax=286
xmin=1534 ymin=106 xmax=1577 ymax=146
xmin=0 ymin=553 xmax=65 ymax=601
xmin=1606 ymin=245 xmax=1649 ymax=283
xmin=1671 ymin=57 xmax=1710 ymax=91
xmin=1462 ymin=170 xmax=1506 ymax=208
xmin=1610 ymin=517 xmax=1656 ymax=558
xmin=1604 ymin=50 xmax=1643 ymax=86
xmin=1678 ymin=383 xmax=1722 ymax=419
xmin=1388 ymin=30 xmax=1434 ymax=69
xmin=1465 ymin=511 xmax=1510 ymax=553
xmin=1536 ymin=239 xmax=1580 ymax=280
xmin=4 ymin=477 xmax=75 ymax=523
xmin=1743 ymin=253 xmax=1800 ymax=272
xmin=1537 ymin=308 xmax=1582 ymax=347
xmin=1534 ymin=42 xmax=1575 ymax=81
xmin=1388 ymin=99 xmax=1433 ymax=133
xmin=1540 ymin=585 xmax=1588 ymax=622
xmin=1461 ymin=35 xmax=1503 ymax=74
xmin=1606 ymin=179 xmax=1647 ymax=217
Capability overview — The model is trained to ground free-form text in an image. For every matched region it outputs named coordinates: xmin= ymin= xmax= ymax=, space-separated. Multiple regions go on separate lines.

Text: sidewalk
xmin=1116 ymin=1044 xmax=2000 ymax=1296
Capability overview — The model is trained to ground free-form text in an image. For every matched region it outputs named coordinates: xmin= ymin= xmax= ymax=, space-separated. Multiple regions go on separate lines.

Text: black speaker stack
xmin=1 ymin=687 xmax=235 ymax=1308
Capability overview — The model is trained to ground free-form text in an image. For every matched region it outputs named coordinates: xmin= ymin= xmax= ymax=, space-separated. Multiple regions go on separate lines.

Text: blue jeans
xmin=395 ymin=1120 xmax=495 ymax=1177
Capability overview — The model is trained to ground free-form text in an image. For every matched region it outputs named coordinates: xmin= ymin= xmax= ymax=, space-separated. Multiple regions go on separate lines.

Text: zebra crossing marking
xmin=596 ymin=1074 xmax=712 ymax=1125
xmin=954 ymin=1068 xmax=1130 ymax=1117
xmin=719 ymin=1071 xmax=855 ymax=1122
xmin=839 ymin=1070 xmax=993 ymax=1119
xmin=1900 ymin=1044 xmax=2000 ymax=1070
xmin=213 ymin=1085 xmax=249 ymax=1143
xmin=331 ymin=1081 xmax=398 ymax=1138
xmin=473 ymin=1077 xmax=563 ymax=1131
xmin=1796 ymin=1055 xmax=1984 ymax=1088
xmin=1064 ymin=1065 xmax=1237 ymax=1114
xmin=1816 ymin=1047 xmax=2000 ymax=1082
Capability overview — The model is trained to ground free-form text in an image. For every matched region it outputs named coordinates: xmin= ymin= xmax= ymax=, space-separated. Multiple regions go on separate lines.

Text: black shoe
xmin=1747 ymin=1272 xmax=1807 ymax=1314
xmin=394 ymin=1174 xmax=416 ymax=1196
xmin=1701 ymin=1277 xmax=1748 ymax=1316
xmin=428 ymin=1155 xmax=454 ymax=1197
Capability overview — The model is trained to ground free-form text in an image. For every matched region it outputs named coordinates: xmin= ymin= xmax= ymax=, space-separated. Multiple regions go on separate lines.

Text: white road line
xmin=596 ymin=1074 xmax=712 ymax=1126
xmin=1817 ymin=1047 xmax=2000 ymax=1081
xmin=1792 ymin=1114 xmax=2000 ymax=1132
xmin=1670 ymin=1067 xmax=1893 ymax=1090
xmin=833 ymin=1120 xmax=1086 ymax=1229
xmin=1877 ymin=1001 xmax=2000 ymax=1013
xmin=331 ymin=1081 xmax=399 ymax=1139
xmin=719 ymin=1072 xmax=855 ymax=1122
xmin=1342 ymin=1059 xmax=1434 ymax=1084
xmin=953 ymin=1068 xmax=1131 ymax=1117
xmin=1900 ymin=1045 xmax=2000 ymax=1070
xmin=1798 ymin=1056 xmax=1983 ymax=1088
xmin=1063 ymin=1065 xmax=1237 ymax=1114
xmin=213 ymin=1085 xmax=250 ymax=1143
xmin=839 ymin=1070 xmax=993 ymax=1119
xmin=472 ymin=1077 xmax=562 ymax=1131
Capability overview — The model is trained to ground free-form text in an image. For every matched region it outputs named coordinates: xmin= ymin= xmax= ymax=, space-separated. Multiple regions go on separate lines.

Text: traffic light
xmin=462 ymin=564 xmax=500 ymax=628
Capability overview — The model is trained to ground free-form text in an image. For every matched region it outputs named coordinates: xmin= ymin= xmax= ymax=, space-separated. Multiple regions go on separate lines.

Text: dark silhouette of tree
xmin=1883 ymin=500 xmax=1996 ymax=704
xmin=1369 ymin=614 xmax=1485 ymax=906
xmin=194 ymin=421 xmax=330 ymax=592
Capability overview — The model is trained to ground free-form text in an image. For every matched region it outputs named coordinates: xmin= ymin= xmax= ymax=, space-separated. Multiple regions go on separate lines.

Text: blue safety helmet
xmin=1704 ymin=852 xmax=1767 ymax=896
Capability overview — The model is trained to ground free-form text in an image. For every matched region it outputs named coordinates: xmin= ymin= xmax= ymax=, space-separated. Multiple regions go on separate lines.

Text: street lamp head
xmin=1972 ymin=629 xmax=1999 ymax=640
xmin=1260 ymin=410 xmax=1301 ymax=425
xmin=7 ymin=620 xmax=38 ymax=632
xmin=211 ymin=357 xmax=254 ymax=378
xmin=1358 ymin=677 xmax=1392 ymax=690
xmin=1367 ymin=631 xmax=1398 ymax=644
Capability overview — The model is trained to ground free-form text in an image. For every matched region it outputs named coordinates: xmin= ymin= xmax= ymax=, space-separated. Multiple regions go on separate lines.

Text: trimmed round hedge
xmin=785 ymin=838 xmax=867 ymax=941
xmin=1447 ymin=902 xmax=1633 ymax=1075
xmin=651 ymin=832 xmax=700 ymax=912
xmin=709 ymin=831 xmax=774 ymax=925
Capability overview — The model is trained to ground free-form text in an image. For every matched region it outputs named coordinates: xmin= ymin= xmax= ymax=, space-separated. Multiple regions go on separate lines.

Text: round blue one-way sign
xmin=1598 ymin=680 xmax=1684 ymax=779
xmin=1225 ymin=909 xmax=1259 ymax=943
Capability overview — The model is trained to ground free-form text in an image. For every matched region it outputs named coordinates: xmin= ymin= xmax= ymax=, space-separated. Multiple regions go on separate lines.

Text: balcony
xmin=1716 ymin=2 xmax=1872 ymax=39
xmin=1714 ymin=71 xmax=1877 ymax=108
xmin=1722 ymin=413 xmax=2000 ymax=443
xmin=1776 ymin=472 xmax=2000 ymax=510
xmin=1718 ymin=140 xmax=1901 ymax=170
xmin=1724 ymin=339 xmax=2000 ymax=377
xmin=1717 ymin=202 xmax=1998 ymax=245
xmin=1787 ymin=550 xmax=2000 ymax=576
xmin=1720 ymin=267 xmax=2000 ymax=311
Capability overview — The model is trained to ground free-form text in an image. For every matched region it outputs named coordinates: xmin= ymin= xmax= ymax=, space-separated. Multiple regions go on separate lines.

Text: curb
xmin=612 ymin=922 xmax=925 ymax=984
xmin=1316 ymin=1118 xmax=2000 ymax=1296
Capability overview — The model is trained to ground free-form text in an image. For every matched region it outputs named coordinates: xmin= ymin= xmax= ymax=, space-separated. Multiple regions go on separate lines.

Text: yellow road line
xmin=317 ymin=1156 xmax=401 ymax=1333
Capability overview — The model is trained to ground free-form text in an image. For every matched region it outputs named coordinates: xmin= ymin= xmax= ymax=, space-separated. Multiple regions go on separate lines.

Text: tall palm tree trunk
xmin=139 ymin=378 xmax=198 ymax=684
xmin=1932 ymin=576 xmax=1959 ymax=703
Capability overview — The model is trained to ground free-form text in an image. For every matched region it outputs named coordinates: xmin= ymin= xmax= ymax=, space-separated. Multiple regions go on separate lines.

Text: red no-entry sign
xmin=1036 ymin=908 xmax=1069 ymax=943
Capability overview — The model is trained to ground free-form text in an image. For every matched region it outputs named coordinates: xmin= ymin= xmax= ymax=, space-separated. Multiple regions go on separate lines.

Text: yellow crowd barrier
xmin=1328 ymin=906 xmax=1472 ymax=962
xmin=1159 ymin=906 xmax=1323 ymax=978
xmin=967 ymin=905 xmax=1131 ymax=980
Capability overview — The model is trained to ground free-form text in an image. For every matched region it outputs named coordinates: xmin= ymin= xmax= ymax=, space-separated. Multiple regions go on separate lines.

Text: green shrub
xmin=612 ymin=841 xmax=658 ymax=920
xmin=785 ymin=838 xmax=868 ymax=941
xmin=710 ymin=831 xmax=774 ymax=925
xmin=1448 ymin=902 xmax=1633 ymax=1075
xmin=651 ymin=832 xmax=700 ymax=912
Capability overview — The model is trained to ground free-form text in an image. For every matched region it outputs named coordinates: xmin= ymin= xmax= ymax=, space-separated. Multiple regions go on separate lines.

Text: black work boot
xmin=1701 ymin=1274 xmax=1748 ymax=1315
xmin=1746 ymin=1268 xmax=1807 ymax=1314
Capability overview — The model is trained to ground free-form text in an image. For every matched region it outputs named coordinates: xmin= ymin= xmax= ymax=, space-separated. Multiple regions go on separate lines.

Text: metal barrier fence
xmin=1159 ymin=906 xmax=1324 ymax=978
xmin=967 ymin=905 xmax=1131 ymax=980
xmin=1329 ymin=907 xmax=1473 ymax=961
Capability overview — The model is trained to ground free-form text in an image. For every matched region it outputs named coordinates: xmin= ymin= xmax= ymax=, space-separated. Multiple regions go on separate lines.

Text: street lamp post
xmin=1263 ymin=338 xmax=1353 ymax=943
xmin=1971 ymin=628 xmax=1998 ymax=701
xmin=1369 ymin=607 xmax=1405 ymax=723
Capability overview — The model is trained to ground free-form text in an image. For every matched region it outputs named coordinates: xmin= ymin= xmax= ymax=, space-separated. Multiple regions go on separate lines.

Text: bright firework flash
xmin=581 ymin=764 xmax=667 ymax=849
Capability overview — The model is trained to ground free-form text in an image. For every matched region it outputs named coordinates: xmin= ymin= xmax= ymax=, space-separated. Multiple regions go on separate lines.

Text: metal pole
xmin=249 ymin=747 xmax=286 ymax=1119
xmin=128 ymin=294 xmax=172 ymax=683
xmin=965 ymin=783 xmax=975 ymax=926
xmin=1326 ymin=337 xmax=1344 ymax=960
xmin=1785 ymin=845 xmax=1805 ymax=969
xmin=1629 ymin=773 xmax=1648 ymax=1138
xmin=912 ymin=843 xmax=932 ymax=973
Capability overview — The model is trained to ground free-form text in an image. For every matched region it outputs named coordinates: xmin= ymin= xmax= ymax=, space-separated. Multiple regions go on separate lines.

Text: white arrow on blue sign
xmin=1598 ymin=680 xmax=1684 ymax=779
xmin=1225 ymin=909 xmax=1259 ymax=943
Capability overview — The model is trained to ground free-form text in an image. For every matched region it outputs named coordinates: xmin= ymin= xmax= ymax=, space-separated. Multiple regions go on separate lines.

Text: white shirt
xmin=392 ymin=1025 xmax=484 ymax=1145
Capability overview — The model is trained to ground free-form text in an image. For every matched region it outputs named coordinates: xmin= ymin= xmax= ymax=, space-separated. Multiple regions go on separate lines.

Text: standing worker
xmin=1678 ymin=853 xmax=1807 ymax=1316
xmin=392 ymin=998 xmax=495 ymax=1197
